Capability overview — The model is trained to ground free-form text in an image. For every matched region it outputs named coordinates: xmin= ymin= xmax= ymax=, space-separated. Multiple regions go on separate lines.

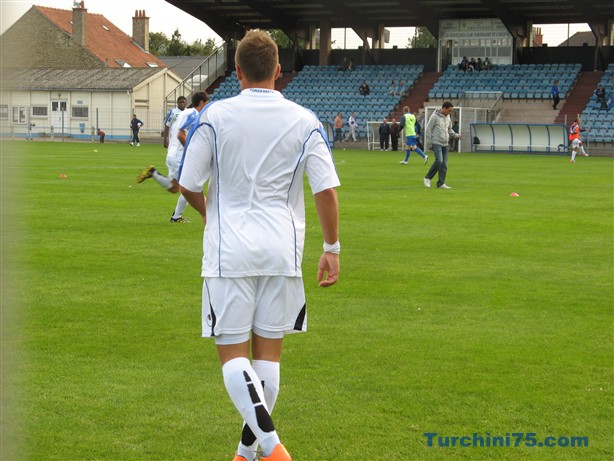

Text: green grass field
xmin=1 ymin=140 xmax=612 ymax=460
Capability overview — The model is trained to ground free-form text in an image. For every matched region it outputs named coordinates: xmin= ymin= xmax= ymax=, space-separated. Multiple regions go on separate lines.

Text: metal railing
xmin=460 ymin=91 xmax=504 ymax=123
xmin=164 ymin=43 xmax=228 ymax=112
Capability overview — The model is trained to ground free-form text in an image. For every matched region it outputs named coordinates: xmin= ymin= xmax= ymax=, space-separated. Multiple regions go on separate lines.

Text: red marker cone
xmin=510 ymin=192 xmax=519 ymax=197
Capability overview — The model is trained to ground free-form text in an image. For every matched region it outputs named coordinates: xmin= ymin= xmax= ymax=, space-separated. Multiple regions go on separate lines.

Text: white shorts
xmin=166 ymin=154 xmax=181 ymax=181
xmin=571 ymin=138 xmax=582 ymax=149
xmin=202 ymin=276 xmax=307 ymax=345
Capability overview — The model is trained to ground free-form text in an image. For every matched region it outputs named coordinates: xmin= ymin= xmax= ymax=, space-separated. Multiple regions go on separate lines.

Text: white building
xmin=1 ymin=67 xmax=182 ymax=141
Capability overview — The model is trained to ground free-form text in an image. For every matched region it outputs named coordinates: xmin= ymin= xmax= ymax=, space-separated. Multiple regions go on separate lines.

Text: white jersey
xmin=165 ymin=107 xmax=182 ymax=129
xmin=167 ymin=107 xmax=189 ymax=159
xmin=180 ymin=88 xmax=340 ymax=278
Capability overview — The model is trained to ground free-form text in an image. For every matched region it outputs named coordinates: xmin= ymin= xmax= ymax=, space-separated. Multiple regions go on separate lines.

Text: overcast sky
xmin=1 ymin=0 xmax=591 ymax=48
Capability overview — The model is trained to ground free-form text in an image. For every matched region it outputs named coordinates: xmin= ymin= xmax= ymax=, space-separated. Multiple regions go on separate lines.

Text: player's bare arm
xmin=180 ymin=186 xmax=207 ymax=224
xmin=163 ymin=125 xmax=170 ymax=148
xmin=314 ymin=187 xmax=339 ymax=287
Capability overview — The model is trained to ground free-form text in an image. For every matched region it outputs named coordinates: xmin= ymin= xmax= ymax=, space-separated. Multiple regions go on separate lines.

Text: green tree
xmin=166 ymin=29 xmax=186 ymax=55
xmin=149 ymin=31 xmax=170 ymax=55
xmin=268 ymin=29 xmax=293 ymax=49
xmin=407 ymin=26 xmax=437 ymax=48
xmin=187 ymin=37 xmax=217 ymax=56
xmin=149 ymin=30 xmax=219 ymax=56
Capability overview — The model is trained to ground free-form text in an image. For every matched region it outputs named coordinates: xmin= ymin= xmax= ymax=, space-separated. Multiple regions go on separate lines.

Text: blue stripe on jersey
xmin=181 ymin=111 xmax=199 ymax=131
xmin=163 ymin=108 xmax=173 ymax=125
xmin=177 ymin=102 xmax=217 ymax=181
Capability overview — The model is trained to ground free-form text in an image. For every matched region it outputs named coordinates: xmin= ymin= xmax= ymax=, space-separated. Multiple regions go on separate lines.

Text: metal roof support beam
xmin=319 ymin=19 xmax=332 ymax=65
xmin=409 ymin=1 xmax=440 ymax=39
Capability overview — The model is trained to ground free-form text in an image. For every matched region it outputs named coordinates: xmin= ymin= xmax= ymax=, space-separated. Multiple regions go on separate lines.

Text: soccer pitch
xmin=1 ymin=141 xmax=612 ymax=460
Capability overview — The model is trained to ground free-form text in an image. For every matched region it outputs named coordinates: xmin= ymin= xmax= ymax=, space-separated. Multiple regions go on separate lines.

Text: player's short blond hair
xmin=235 ymin=30 xmax=279 ymax=82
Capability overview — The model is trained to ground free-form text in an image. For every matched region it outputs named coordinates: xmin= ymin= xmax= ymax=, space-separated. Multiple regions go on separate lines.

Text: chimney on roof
xmin=72 ymin=1 xmax=87 ymax=47
xmin=132 ymin=9 xmax=150 ymax=52
xmin=533 ymin=26 xmax=543 ymax=46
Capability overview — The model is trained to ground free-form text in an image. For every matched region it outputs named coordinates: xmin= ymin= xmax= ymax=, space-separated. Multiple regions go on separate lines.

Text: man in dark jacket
xmin=379 ymin=118 xmax=390 ymax=151
xmin=389 ymin=118 xmax=401 ymax=151
xmin=130 ymin=114 xmax=143 ymax=146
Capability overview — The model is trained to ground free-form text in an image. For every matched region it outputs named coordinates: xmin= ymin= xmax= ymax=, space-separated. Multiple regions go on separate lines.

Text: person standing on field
xmin=334 ymin=112 xmax=343 ymax=143
xmin=389 ymin=118 xmax=401 ymax=151
xmin=568 ymin=117 xmax=589 ymax=163
xmin=379 ymin=117 xmax=390 ymax=150
xmin=399 ymin=106 xmax=428 ymax=165
xmin=130 ymin=114 xmax=143 ymax=146
xmin=344 ymin=112 xmax=357 ymax=142
xmin=423 ymin=101 xmax=461 ymax=189
xmin=179 ymin=30 xmax=340 ymax=461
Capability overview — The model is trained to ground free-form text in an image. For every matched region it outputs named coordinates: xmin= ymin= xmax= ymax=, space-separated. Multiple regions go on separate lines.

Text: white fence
xmin=0 ymin=107 xmax=167 ymax=142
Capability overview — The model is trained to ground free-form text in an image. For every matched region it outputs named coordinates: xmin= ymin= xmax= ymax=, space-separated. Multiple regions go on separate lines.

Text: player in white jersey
xmin=164 ymin=97 xmax=187 ymax=145
xmin=179 ymin=30 xmax=340 ymax=461
xmin=136 ymin=93 xmax=208 ymax=222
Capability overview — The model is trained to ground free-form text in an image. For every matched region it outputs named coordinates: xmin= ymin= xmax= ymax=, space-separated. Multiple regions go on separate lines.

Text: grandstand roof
xmin=166 ymin=0 xmax=614 ymax=41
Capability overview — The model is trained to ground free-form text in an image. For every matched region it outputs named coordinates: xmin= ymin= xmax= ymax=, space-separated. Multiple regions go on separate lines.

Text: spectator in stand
xmin=359 ymin=81 xmax=370 ymax=97
xmin=388 ymin=81 xmax=396 ymax=97
xmin=468 ymin=58 xmax=477 ymax=73
xmin=483 ymin=57 xmax=493 ymax=70
xmin=338 ymin=57 xmax=353 ymax=71
xmin=476 ymin=58 xmax=484 ymax=71
xmin=458 ymin=56 xmax=468 ymax=71
xmin=390 ymin=118 xmax=401 ymax=151
xmin=599 ymin=93 xmax=611 ymax=110
xmin=551 ymin=80 xmax=560 ymax=110
xmin=396 ymin=80 xmax=405 ymax=96
xmin=334 ymin=112 xmax=343 ymax=143
xmin=595 ymin=84 xmax=606 ymax=104
xmin=379 ymin=118 xmax=390 ymax=151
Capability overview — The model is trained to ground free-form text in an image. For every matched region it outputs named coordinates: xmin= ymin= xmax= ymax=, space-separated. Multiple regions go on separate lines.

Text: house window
xmin=32 ymin=105 xmax=48 ymax=117
xmin=71 ymin=106 xmax=89 ymax=118
xmin=12 ymin=106 xmax=26 ymax=123
xmin=52 ymin=101 xmax=67 ymax=112
xmin=0 ymin=105 xmax=8 ymax=121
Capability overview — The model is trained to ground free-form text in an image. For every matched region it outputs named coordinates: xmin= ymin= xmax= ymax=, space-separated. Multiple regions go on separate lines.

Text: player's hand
xmin=318 ymin=252 xmax=339 ymax=287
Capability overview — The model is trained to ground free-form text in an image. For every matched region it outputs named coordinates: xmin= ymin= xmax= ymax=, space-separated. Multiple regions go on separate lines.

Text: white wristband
xmin=323 ymin=240 xmax=340 ymax=254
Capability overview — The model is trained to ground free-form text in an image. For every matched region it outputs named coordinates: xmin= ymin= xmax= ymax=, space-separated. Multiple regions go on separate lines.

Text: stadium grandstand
xmin=429 ymin=64 xmax=581 ymax=101
xmin=165 ymin=0 xmax=613 ymax=153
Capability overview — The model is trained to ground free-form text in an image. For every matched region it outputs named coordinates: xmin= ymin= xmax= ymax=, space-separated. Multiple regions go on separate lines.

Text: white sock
xmin=172 ymin=194 xmax=188 ymax=219
xmin=223 ymin=358 xmax=280 ymax=458
xmin=152 ymin=170 xmax=172 ymax=190
xmin=580 ymin=145 xmax=587 ymax=155
xmin=236 ymin=361 xmax=280 ymax=460
xmin=571 ymin=149 xmax=577 ymax=160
